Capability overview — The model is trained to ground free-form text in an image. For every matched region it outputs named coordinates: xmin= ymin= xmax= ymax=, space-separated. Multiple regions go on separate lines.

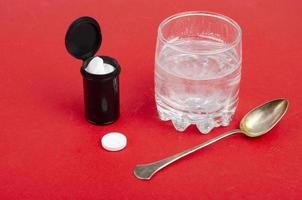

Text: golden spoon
xmin=134 ymin=98 xmax=289 ymax=180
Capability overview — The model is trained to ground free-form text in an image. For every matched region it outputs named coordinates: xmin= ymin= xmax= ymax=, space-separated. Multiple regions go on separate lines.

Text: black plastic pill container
xmin=65 ymin=16 xmax=121 ymax=125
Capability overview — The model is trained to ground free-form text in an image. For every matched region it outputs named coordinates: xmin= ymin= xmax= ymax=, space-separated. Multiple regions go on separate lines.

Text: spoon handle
xmin=134 ymin=129 xmax=241 ymax=180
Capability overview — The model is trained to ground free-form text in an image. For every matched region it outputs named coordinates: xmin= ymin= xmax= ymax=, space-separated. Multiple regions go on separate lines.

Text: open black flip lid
xmin=65 ymin=16 xmax=102 ymax=61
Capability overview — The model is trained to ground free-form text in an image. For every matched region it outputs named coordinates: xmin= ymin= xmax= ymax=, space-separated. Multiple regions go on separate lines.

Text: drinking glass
xmin=155 ymin=11 xmax=242 ymax=133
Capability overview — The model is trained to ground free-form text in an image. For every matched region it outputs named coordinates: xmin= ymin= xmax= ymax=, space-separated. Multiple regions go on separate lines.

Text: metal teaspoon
xmin=134 ymin=98 xmax=289 ymax=180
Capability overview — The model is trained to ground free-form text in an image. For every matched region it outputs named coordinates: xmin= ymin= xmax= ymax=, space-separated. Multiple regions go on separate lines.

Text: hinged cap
xmin=65 ymin=16 xmax=102 ymax=60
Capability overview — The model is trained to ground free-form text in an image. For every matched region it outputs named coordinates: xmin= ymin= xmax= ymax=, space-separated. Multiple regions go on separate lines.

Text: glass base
xmin=156 ymin=102 xmax=236 ymax=134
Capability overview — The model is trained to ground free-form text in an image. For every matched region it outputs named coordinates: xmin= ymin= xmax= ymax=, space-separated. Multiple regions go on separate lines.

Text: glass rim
xmin=158 ymin=11 xmax=242 ymax=55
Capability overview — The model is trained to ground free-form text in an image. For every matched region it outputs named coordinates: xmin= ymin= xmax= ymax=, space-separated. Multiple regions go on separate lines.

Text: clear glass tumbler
xmin=155 ymin=11 xmax=242 ymax=133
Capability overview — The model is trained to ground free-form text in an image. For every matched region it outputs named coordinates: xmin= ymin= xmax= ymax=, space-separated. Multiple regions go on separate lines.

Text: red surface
xmin=0 ymin=0 xmax=302 ymax=199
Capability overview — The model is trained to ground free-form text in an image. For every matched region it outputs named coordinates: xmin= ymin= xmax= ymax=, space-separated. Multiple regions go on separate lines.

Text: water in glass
xmin=155 ymin=38 xmax=241 ymax=133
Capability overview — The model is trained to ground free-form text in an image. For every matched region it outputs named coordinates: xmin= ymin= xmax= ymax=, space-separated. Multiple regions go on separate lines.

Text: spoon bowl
xmin=240 ymin=98 xmax=288 ymax=137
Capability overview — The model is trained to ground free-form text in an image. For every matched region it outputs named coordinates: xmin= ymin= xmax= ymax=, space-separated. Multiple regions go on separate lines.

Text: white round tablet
xmin=101 ymin=132 xmax=127 ymax=151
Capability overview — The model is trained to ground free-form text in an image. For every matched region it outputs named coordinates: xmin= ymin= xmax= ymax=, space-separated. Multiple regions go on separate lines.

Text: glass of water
xmin=155 ymin=11 xmax=242 ymax=133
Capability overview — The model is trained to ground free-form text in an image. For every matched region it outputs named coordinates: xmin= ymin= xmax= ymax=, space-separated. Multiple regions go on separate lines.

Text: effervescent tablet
xmin=101 ymin=132 xmax=127 ymax=151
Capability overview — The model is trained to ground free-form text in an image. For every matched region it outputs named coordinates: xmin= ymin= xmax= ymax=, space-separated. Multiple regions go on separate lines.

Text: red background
xmin=1 ymin=0 xmax=302 ymax=199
